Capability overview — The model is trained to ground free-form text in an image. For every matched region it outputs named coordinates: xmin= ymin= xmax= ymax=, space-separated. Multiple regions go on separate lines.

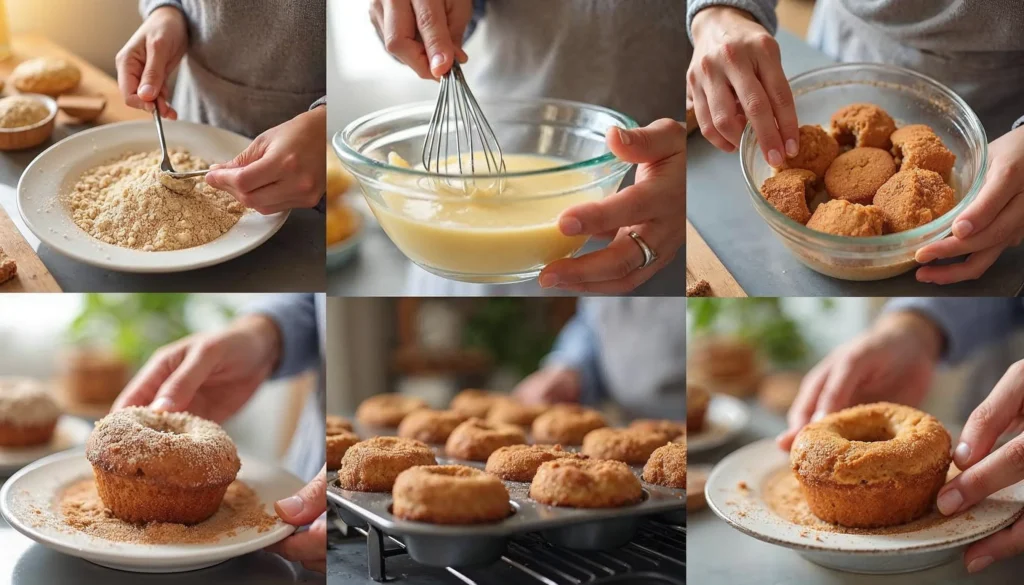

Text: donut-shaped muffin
xmin=531 ymin=405 xmax=607 ymax=445
xmin=355 ymin=394 xmax=428 ymax=427
xmin=530 ymin=459 xmax=643 ymax=508
xmin=393 ymin=465 xmax=511 ymax=524
xmin=337 ymin=436 xmax=437 ymax=492
xmin=326 ymin=415 xmax=353 ymax=435
xmin=485 ymin=444 xmax=587 ymax=482
xmin=0 ymin=377 xmax=60 ymax=447
xmin=643 ymin=441 xmax=686 ymax=488
xmin=486 ymin=397 xmax=546 ymax=429
xmin=450 ymin=389 xmax=501 ymax=418
xmin=581 ymin=428 xmax=667 ymax=464
xmin=686 ymin=384 xmax=710 ymax=433
xmin=397 ymin=409 xmax=467 ymax=444
xmin=629 ymin=419 xmax=686 ymax=442
xmin=326 ymin=430 xmax=359 ymax=471
xmin=791 ymin=402 xmax=951 ymax=528
xmin=85 ymin=407 xmax=240 ymax=524
xmin=445 ymin=418 xmax=527 ymax=461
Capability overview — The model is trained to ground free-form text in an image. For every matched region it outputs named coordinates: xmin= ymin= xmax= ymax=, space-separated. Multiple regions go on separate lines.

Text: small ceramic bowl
xmin=0 ymin=93 xmax=57 ymax=151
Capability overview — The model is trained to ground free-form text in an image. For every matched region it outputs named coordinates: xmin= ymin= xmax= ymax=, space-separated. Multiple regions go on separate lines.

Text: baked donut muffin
xmin=806 ymin=200 xmax=884 ymax=237
xmin=0 ymin=377 xmax=60 ymax=447
xmin=486 ymin=397 xmax=546 ymax=429
xmin=687 ymin=384 xmax=710 ymax=433
xmin=85 ymin=407 xmax=240 ymax=524
xmin=10 ymin=57 xmax=81 ymax=96
xmin=530 ymin=459 xmax=643 ymax=508
xmin=397 ymin=409 xmax=467 ymax=444
xmin=830 ymin=103 xmax=897 ymax=149
xmin=778 ymin=125 xmax=839 ymax=179
xmin=629 ymin=419 xmax=686 ymax=442
xmin=450 ymin=389 xmax=501 ymax=418
xmin=326 ymin=430 xmax=359 ymax=471
xmin=485 ymin=444 xmax=587 ymax=482
xmin=531 ymin=405 xmax=608 ymax=445
xmin=643 ymin=441 xmax=686 ymax=488
xmin=326 ymin=415 xmax=353 ymax=435
xmin=581 ymin=428 xmax=667 ymax=464
xmin=393 ymin=465 xmax=511 ymax=524
xmin=824 ymin=147 xmax=896 ymax=205
xmin=790 ymin=402 xmax=951 ymax=528
xmin=445 ymin=418 xmax=527 ymax=461
xmin=337 ymin=436 xmax=437 ymax=492
xmin=355 ymin=394 xmax=428 ymax=427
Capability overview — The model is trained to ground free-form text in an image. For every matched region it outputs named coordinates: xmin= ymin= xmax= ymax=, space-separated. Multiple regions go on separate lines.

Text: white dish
xmin=0 ymin=416 xmax=92 ymax=475
xmin=687 ymin=394 xmax=750 ymax=452
xmin=0 ymin=450 xmax=303 ymax=573
xmin=705 ymin=439 xmax=1024 ymax=574
xmin=18 ymin=120 xmax=289 ymax=273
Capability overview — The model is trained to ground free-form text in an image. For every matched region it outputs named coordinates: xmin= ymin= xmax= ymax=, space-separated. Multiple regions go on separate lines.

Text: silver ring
xmin=629 ymin=231 xmax=657 ymax=269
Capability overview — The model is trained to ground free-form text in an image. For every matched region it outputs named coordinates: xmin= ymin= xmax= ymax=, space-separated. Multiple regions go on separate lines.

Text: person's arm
xmin=246 ymin=294 xmax=319 ymax=379
xmin=139 ymin=0 xmax=182 ymax=17
xmin=542 ymin=302 xmax=606 ymax=404
xmin=883 ymin=298 xmax=1024 ymax=364
xmin=686 ymin=0 xmax=779 ymax=41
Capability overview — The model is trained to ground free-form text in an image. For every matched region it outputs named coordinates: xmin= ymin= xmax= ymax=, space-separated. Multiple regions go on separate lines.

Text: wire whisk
xmin=421 ymin=62 xmax=506 ymax=195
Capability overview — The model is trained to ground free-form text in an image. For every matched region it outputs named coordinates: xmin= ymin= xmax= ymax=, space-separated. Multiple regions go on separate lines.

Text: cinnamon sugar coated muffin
xmin=85 ymin=407 xmax=240 ymax=524
xmin=643 ymin=440 xmax=686 ymax=488
xmin=760 ymin=169 xmax=816 ymax=224
xmin=337 ymin=436 xmax=436 ymax=492
xmin=806 ymin=200 xmax=884 ymax=237
xmin=326 ymin=430 xmax=359 ymax=471
xmin=873 ymin=169 xmax=955 ymax=233
xmin=397 ymin=409 xmax=467 ymax=444
xmin=531 ymin=405 xmax=608 ymax=445
xmin=445 ymin=418 xmax=527 ymax=461
xmin=450 ymin=389 xmax=502 ymax=418
xmin=355 ymin=394 xmax=428 ymax=427
xmin=485 ymin=444 xmax=587 ymax=482
xmin=581 ymin=427 xmax=667 ymax=464
xmin=686 ymin=384 xmax=710 ymax=433
xmin=778 ymin=125 xmax=839 ymax=178
xmin=0 ymin=377 xmax=60 ymax=447
xmin=530 ymin=459 xmax=643 ymax=508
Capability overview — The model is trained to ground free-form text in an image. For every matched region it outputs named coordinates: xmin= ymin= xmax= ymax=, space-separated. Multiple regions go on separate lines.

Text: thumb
xmin=275 ymin=465 xmax=327 ymax=526
xmin=608 ymin=119 xmax=687 ymax=165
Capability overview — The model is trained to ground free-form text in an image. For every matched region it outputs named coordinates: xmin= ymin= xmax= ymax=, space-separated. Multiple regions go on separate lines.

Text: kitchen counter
xmin=686 ymin=31 xmax=1024 ymax=297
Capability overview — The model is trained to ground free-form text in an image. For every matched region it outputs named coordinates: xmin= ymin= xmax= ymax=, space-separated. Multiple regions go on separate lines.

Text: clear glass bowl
xmin=740 ymin=63 xmax=988 ymax=281
xmin=334 ymin=98 xmax=637 ymax=283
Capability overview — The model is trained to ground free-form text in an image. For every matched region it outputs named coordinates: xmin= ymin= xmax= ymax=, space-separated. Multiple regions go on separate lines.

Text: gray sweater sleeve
xmin=139 ymin=0 xmax=183 ymax=17
xmin=687 ymin=0 xmax=779 ymax=43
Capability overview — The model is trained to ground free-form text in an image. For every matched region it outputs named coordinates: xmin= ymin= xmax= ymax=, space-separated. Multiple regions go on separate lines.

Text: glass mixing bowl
xmin=334 ymin=98 xmax=637 ymax=284
xmin=740 ymin=63 xmax=988 ymax=281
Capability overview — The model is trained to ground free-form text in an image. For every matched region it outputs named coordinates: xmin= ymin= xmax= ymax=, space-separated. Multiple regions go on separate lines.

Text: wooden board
xmin=686 ymin=220 xmax=745 ymax=297
xmin=0 ymin=205 xmax=60 ymax=292
xmin=0 ymin=34 xmax=149 ymax=125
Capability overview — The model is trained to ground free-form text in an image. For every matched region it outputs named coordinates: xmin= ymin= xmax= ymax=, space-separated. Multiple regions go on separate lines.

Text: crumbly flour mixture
xmin=63 ymin=150 xmax=244 ymax=252
xmin=0 ymin=96 xmax=50 ymax=129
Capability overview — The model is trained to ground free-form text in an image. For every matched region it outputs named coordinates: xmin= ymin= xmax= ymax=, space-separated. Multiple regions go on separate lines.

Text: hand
xmin=112 ymin=315 xmax=282 ymax=423
xmin=688 ymin=6 xmax=799 ymax=166
xmin=267 ymin=465 xmax=327 ymax=574
xmin=776 ymin=311 xmax=944 ymax=450
xmin=935 ymin=361 xmax=1024 ymax=573
xmin=205 ymin=108 xmax=327 ymax=214
xmin=514 ymin=365 xmax=581 ymax=405
xmin=115 ymin=6 xmax=187 ymax=119
xmin=369 ymin=0 xmax=472 ymax=79
xmin=915 ymin=126 xmax=1024 ymax=284
xmin=538 ymin=119 xmax=687 ymax=293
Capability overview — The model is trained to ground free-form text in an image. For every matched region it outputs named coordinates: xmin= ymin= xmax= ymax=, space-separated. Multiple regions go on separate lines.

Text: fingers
xmin=916 ymin=243 xmax=1008 ymax=285
xmin=755 ymin=38 xmax=799 ymax=158
xmin=777 ymin=358 xmax=830 ymax=450
xmin=111 ymin=341 xmax=187 ymax=411
xmin=557 ymin=172 xmax=682 ymax=237
xmin=963 ymin=517 xmax=1024 ymax=574
xmin=813 ymin=352 xmax=864 ymax=420
xmin=411 ymin=0 xmax=457 ymax=77
xmin=952 ymin=361 xmax=1024 ymax=470
xmin=275 ymin=465 xmax=327 ymax=526
xmin=725 ymin=59 xmax=784 ymax=166
xmin=607 ymin=119 xmax=688 ymax=164
xmin=382 ymin=0 xmax=432 ymax=79
xmin=702 ymin=63 xmax=746 ymax=149
xmin=540 ymin=228 xmax=647 ymax=288
xmin=951 ymin=156 xmax=1023 ymax=240
xmin=937 ymin=435 xmax=1024 ymax=517
xmin=265 ymin=517 xmax=327 ymax=573
xmin=205 ymin=141 xmax=274 ymax=192
xmin=149 ymin=341 xmax=220 ymax=412
xmin=690 ymin=83 xmax=733 ymax=152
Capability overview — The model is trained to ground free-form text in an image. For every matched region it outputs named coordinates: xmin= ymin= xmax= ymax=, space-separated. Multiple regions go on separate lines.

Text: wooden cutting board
xmin=0 ymin=205 xmax=60 ymax=292
xmin=686 ymin=220 xmax=745 ymax=297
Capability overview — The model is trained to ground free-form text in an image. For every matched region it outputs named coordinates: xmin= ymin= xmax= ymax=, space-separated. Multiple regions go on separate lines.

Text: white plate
xmin=18 ymin=120 xmax=289 ymax=273
xmin=705 ymin=439 xmax=1024 ymax=574
xmin=687 ymin=394 xmax=750 ymax=452
xmin=0 ymin=450 xmax=303 ymax=573
xmin=0 ymin=416 xmax=92 ymax=476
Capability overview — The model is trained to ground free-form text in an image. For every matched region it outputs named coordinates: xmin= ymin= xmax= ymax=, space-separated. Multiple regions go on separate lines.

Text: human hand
xmin=688 ymin=6 xmax=799 ymax=166
xmin=776 ymin=311 xmax=944 ymax=450
xmin=915 ymin=126 xmax=1024 ymax=284
xmin=267 ymin=465 xmax=327 ymax=574
xmin=111 ymin=315 xmax=282 ymax=423
xmin=538 ymin=118 xmax=686 ymax=293
xmin=115 ymin=6 xmax=187 ymax=119
xmin=205 ymin=108 xmax=327 ymax=214
xmin=369 ymin=0 xmax=472 ymax=79
xmin=514 ymin=365 xmax=581 ymax=406
xmin=935 ymin=361 xmax=1024 ymax=573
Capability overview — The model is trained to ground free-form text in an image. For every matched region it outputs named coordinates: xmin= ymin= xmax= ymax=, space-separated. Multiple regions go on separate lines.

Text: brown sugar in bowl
xmin=0 ymin=94 xmax=57 ymax=151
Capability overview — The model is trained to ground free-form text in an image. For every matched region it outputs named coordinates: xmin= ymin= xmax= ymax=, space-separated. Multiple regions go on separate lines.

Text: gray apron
xmin=809 ymin=0 xmax=1024 ymax=139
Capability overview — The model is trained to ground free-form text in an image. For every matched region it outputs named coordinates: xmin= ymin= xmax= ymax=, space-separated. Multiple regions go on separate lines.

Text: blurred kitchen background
xmin=0 ymin=294 xmax=315 ymax=466
xmin=686 ymin=297 xmax=1024 ymax=425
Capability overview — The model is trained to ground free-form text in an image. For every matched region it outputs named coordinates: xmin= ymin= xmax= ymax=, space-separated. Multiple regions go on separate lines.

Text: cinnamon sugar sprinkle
xmin=50 ymin=477 xmax=278 ymax=544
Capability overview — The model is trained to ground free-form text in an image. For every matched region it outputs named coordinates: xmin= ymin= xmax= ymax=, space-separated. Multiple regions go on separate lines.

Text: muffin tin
xmin=327 ymin=453 xmax=684 ymax=568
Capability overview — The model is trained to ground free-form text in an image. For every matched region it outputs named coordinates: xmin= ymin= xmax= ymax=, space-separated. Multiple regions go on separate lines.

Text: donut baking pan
xmin=327 ymin=457 xmax=684 ymax=568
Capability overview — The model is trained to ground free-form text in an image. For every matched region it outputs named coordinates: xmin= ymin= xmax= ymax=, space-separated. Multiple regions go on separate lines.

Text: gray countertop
xmin=687 ymin=401 xmax=1024 ymax=584
xmin=686 ymin=31 xmax=1024 ymax=297
xmin=0 ymin=124 xmax=325 ymax=293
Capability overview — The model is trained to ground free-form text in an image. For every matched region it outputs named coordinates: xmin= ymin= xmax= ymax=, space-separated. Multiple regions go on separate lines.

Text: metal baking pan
xmin=327 ymin=454 xmax=684 ymax=568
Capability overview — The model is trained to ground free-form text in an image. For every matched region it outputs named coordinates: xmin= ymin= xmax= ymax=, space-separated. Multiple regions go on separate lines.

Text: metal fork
xmin=152 ymin=108 xmax=211 ymax=179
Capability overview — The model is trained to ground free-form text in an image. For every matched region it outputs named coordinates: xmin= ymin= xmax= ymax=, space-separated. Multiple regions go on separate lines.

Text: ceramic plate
xmin=18 ymin=120 xmax=289 ymax=273
xmin=687 ymin=394 xmax=750 ymax=453
xmin=705 ymin=439 xmax=1024 ymax=574
xmin=0 ymin=450 xmax=302 ymax=573
xmin=0 ymin=417 xmax=92 ymax=475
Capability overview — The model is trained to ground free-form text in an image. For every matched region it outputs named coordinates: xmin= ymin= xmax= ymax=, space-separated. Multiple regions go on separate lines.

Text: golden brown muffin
xmin=830 ymin=103 xmax=897 ymax=149
xmin=581 ymin=427 xmax=667 ymax=464
xmin=891 ymin=125 xmax=956 ymax=182
xmin=686 ymin=384 xmax=710 ymax=433
xmin=445 ymin=418 xmax=527 ymax=461
xmin=687 ymin=336 xmax=760 ymax=397
xmin=530 ymin=459 xmax=643 ymax=508
xmin=824 ymin=147 xmax=897 ymax=205
xmin=531 ymin=405 xmax=608 ymax=445
xmin=485 ymin=444 xmax=587 ymax=482
xmin=450 ymin=389 xmax=502 ymax=418
xmin=326 ymin=415 xmax=353 ymax=436
xmin=643 ymin=441 xmax=686 ymax=488
xmin=355 ymin=394 xmax=428 ymax=428
xmin=806 ymin=200 xmax=885 ymax=237
xmin=397 ymin=409 xmax=468 ymax=444
xmin=778 ymin=125 xmax=840 ymax=179
xmin=393 ymin=465 xmax=511 ymax=524
xmin=790 ymin=402 xmax=951 ymax=528
xmin=874 ymin=168 xmax=956 ymax=233
xmin=0 ymin=377 xmax=60 ymax=447
xmin=486 ymin=397 xmax=546 ymax=429
xmin=629 ymin=419 xmax=687 ymax=442
xmin=326 ymin=431 xmax=359 ymax=471
xmin=760 ymin=169 xmax=817 ymax=224
xmin=337 ymin=436 xmax=437 ymax=492
xmin=10 ymin=57 xmax=81 ymax=96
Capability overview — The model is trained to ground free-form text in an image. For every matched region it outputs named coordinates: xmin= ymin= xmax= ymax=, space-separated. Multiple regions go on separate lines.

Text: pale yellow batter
xmin=370 ymin=153 xmax=604 ymax=279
